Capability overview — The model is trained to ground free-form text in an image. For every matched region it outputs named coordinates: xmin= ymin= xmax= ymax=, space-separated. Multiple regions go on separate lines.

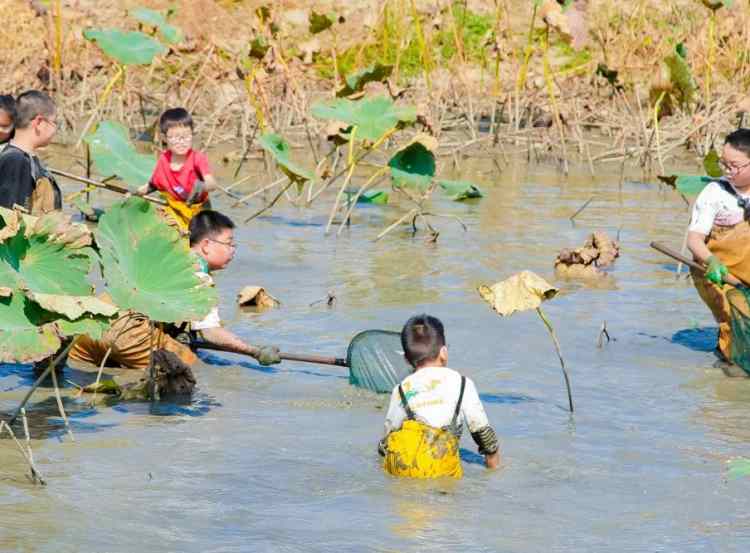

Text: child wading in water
xmin=137 ymin=107 xmax=217 ymax=230
xmin=379 ymin=314 xmax=500 ymax=479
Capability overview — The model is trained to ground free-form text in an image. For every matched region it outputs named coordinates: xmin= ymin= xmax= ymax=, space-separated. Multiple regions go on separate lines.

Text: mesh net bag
xmin=346 ymin=330 xmax=413 ymax=393
xmin=727 ymin=287 xmax=750 ymax=374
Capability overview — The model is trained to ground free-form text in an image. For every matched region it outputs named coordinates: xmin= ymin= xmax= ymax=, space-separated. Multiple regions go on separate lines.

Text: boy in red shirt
xmin=136 ymin=107 xmax=217 ymax=230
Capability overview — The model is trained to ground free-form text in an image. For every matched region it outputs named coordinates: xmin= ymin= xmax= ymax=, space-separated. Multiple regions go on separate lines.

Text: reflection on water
xmin=3 ymin=153 xmax=750 ymax=551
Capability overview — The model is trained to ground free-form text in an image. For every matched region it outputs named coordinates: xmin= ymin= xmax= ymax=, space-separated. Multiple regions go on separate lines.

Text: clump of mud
xmin=555 ymin=231 xmax=620 ymax=279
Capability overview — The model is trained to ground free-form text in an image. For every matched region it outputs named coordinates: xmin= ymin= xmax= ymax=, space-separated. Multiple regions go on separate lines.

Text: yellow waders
xmin=160 ymin=194 xmax=207 ymax=232
xmin=383 ymin=376 xmax=466 ymax=479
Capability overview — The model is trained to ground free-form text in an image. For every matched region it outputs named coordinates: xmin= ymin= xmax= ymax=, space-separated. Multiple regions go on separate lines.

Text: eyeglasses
xmin=40 ymin=117 xmax=58 ymax=130
xmin=166 ymin=133 xmax=193 ymax=145
xmin=208 ymin=238 xmax=237 ymax=249
xmin=719 ymin=159 xmax=750 ymax=175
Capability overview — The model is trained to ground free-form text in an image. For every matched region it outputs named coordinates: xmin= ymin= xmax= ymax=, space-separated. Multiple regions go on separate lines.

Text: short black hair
xmin=725 ymin=129 xmax=750 ymax=157
xmin=0 ymin=95 xmax=16 ymax=120
xmin=159 ymin=107 xmax=193 ymax=136
xmin=14 ymin=90 xmax=55 ymax=129
xmin=401 ymin=314 xmax=446 ymax=368
xmin=189 ymin=210 xmax=235 ymax=247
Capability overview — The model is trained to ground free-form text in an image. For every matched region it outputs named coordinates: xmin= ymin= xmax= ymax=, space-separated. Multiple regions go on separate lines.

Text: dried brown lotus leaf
xmin=478 ymin=271 xmax=558 ymax=317
xmin=237 ymin=286 xmax=280 ymax=309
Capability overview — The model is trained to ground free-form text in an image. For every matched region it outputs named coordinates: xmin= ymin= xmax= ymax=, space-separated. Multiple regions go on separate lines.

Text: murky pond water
xmin=2 ymin=150 xmax=750 ymax=551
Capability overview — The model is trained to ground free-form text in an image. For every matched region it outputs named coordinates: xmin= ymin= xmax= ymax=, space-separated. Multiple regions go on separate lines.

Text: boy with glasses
xmin=136 ymin=107 xmax=218 ymax=230
xmin=687 ymin=128 xmax=750 ymax=362
xmin=0 ymin=90 xmax=61 ymax=213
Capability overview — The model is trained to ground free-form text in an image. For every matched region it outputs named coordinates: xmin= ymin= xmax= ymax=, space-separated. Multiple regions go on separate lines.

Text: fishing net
xmin=346 ymin=330 xmax=413 ymax=393
xmin=728 ymin=287 xmax=750 ymax=374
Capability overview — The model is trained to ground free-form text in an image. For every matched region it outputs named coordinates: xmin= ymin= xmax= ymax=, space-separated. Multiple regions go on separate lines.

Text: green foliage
xmin=388 ymin=141 xmax=436 ymax=191
xmin=337 ymin=63 xmax=393 ymax=97
xmin=95 ymin=198 xmax=217 ymax=324
xmin=0 ymin=214 xmax=93 ymax=297
xmin=665 ymin=43 xmax=697 ymax=107
xmin=438 ymin=180 xmax=483 ymax=200
xmin=309 ymin=11 xmax=335 ymax=34
xmin=249 ymin=36 xmax=270 ymax=60
xmin=657 ymin=175 xmax=714 ymax=197
xmin=130 ymin=7 xmax=183 ymax=44
xmin=258 ymin=133 xmax=314 ymax=184
xmin=703 ymin=148 xmax=723 ymax=178
xmin=311 ymin=96 xmax=417 ymax=142
xmin=357 ymin=190 xmax=390 ymax=204
xmin=85 ymin=121 xmax=157 ymax=187
xmin=700 ymin=0 xmax=733 ymax=10
xmin=83 ymin=28 xmax=168 ymax=65
xmin=0 ymin=293 xmax=61 ymax=363
xmin=435 ymin=3 xmax=494 ymax=62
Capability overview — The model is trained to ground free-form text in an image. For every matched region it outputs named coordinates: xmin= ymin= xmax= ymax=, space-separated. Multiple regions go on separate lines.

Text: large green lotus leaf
xmin=657 ymin=175 xmax=714 ymax=197
xmin=258 ymin=133 xmax=314 ymax=183
xmin=95 ymin=198 xmax=217 ymax=323
xmin=83 ymin=29 xmax=167 ymax=65
xmin=311 ymin=96 xmax=417 ymax=142
xmin=130 ymin=7 xmax=183 ymax=44
xmin=388 ymin=140 xmax=436 ymax=190
xmin=0 ymin=293 xmax=61 ymax=363
xmin=85 ymin=121 xmax=157 ymax=187
xmin=337 ymin=64 xmax=393 ymax=97
xmin=438 ymin=180 xmax=483 ymax=201
xmin=0 ymin=214 xmax=94 ymax=297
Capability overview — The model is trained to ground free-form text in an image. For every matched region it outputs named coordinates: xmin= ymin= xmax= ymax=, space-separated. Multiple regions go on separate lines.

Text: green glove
xmin=705 ymin=255 xmax=728 ymax=285
xmin=255 ymin=345 xmax=281 ymax=366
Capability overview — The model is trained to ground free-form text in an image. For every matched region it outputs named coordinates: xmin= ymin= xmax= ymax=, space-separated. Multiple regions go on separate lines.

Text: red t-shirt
xmin=150 ymin=149 xmax=211 ymax=203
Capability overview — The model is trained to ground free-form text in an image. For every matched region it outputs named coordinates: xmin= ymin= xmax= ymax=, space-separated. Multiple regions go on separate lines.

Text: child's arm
xmin=198 ymin=326 xmax=281 ymax=366
xmin=202 ymin=173 xmax=217 ymax=192
xmin=463 ymin=378 xmax=501 ymax=469
xmin=134 ymin=182 xmax=155 ymax=196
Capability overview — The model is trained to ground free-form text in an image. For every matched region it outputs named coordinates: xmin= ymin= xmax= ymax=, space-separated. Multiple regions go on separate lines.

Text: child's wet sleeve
xmin=461 ymin=378 xmax=490 ymax=433
xmin=383 ymin=386 xmax=406 ymax=435
xmin=688 ymin=185 xmax=719 ymax=235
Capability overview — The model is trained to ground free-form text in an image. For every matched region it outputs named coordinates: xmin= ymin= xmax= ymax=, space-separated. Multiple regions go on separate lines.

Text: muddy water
xmin=2 ymin=152 xmax=750 ymax=552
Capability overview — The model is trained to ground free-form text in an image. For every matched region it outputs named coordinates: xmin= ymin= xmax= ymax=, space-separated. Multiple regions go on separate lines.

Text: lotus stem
xmin=8 ymin=339 xmax=76 ymax=425
xmin=376 ymin=207 xmax=420 ymax=241
xmin=244 ymin=180 xmax=295 ymax=222
xmin=336 ymin=165 xmax=389 ymax=235
xmin=50 ymin=360 xmax=74 ymax=442
xmin=76 ymin=64 xmax=124 ymax=147
xmin=514 ymin=2 xmax=539 ymax=129
xmin=232 ymin=176 xmax=287 ymax=208
xmin=542 ymin=29 xmax=568 ymax=174
xmin=535 ymin=307 xmax=574 ymax=413
xmin=325 ymin=126 xmax=359 ymax=234
xmin=705 ymin=11 xmax=716 ymax=106
xmin=0 ymin=421 xmax=46 ymax=485
xmin=653 ymin=90 xmax=667 ymax=174
xmin=52 ymin=0 xmax=63 ymax=82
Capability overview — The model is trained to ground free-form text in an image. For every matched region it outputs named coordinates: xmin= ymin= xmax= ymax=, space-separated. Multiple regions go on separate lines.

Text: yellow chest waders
xmin=384 ymin=376 xmax=466 ymax=479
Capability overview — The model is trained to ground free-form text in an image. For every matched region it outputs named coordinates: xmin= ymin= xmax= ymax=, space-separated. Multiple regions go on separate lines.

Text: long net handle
xmin=650 ymin=241 xmax=745 ymax=286
xmin=191 ymin=341 xmax=347 ymax=367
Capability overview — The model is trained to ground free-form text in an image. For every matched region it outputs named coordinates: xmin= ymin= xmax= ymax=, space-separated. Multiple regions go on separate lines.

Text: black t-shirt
xmin=0 ymin=144 xmax=61 ymax=210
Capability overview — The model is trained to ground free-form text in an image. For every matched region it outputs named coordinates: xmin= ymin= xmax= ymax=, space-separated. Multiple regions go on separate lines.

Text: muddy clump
xmin=555 ymin=231 xmax=620 ymax=279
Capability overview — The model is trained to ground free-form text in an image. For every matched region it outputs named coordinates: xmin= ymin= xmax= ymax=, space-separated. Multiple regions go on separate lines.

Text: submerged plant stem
xmin=536 ymin=307 xmax=574 ymax=413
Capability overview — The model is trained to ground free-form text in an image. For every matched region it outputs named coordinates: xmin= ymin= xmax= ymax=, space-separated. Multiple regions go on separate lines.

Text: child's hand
xmin=134 ymin=184 xmax=150 ymax=196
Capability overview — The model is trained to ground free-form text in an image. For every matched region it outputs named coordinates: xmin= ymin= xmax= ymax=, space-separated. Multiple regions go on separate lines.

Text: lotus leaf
xmin=309 ymin=11 xmax=334 ymax=34
xmin=657 ymin=175 xmax=714 ymax=197
xmin=388 ymin=137 xmax=436 ymax=190
xmin=703 ymin=149 xmax=723 ymax=178
xmin=337 ymin=63 xmax=393 ymax=97
xmin=249 ymin=37 xmax=270 ymax=60
xmin=665 ymin=43 xmax=696 ymax=107
xmin=0 ymin=293 xmax=61 ymax=363
xmin=258 ymin=133 xmax=314 ymax=184
xmin=56 ymin=315 xmax=111 ymax=341
xmin=478 ymin=271 xmax=559 ymax=317
xmin=28 ymin=293 xmax=117 ymax=320
xmin=438 ymin=180 xmax=483 ymax=200
xmin=130 ymin=7 xmax=183 ymax=44
xmin=357 ymin=190 xmax=390 ymax=204
xmin=0 ymin=214 xmax=93 ymax=297
xmin=83 ymin=29 xmax=167 ymax=65
xmin=95 ymin=198 xmax=217 ymax=323
xmin=311 ymin=96 xmax=417 ymax=142
xmin=85 ymin=121 xmax=157 ymax=187
xmin=727 ymin=457 xmax=750 ymax=478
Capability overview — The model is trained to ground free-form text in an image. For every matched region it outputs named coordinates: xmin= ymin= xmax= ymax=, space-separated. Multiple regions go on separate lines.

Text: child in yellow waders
xmin=136 ymin=107 xmax=218 ymax=231
xmin=379 ymin=314 xmax=501 ymax=479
